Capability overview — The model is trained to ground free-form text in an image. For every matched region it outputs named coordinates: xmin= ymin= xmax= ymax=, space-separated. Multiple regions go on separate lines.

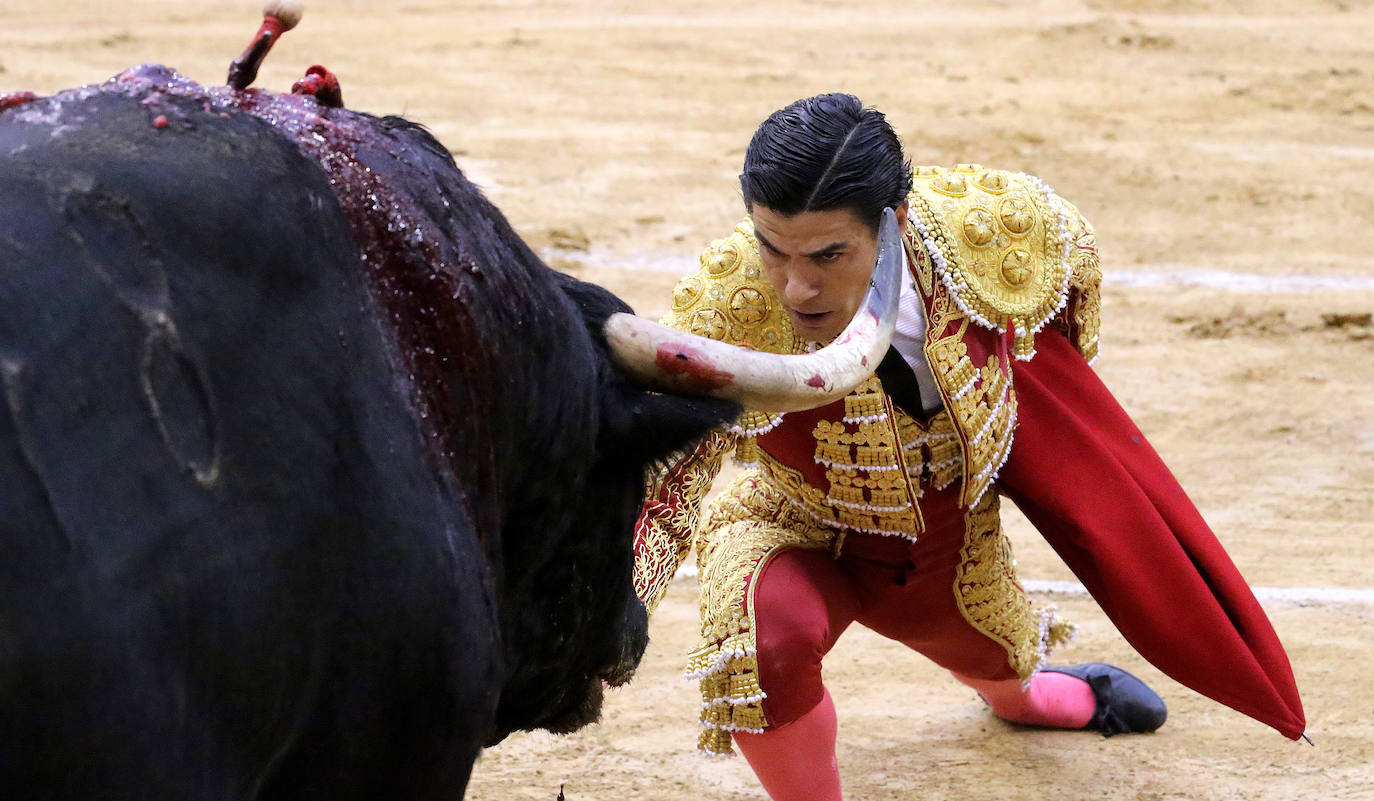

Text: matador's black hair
xmin=740 ymin=93 xmax=911 ymax=232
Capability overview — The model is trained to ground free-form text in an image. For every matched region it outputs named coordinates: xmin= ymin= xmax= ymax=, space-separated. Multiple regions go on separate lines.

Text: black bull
xmin=0 ymin=67 xmax=735 ymax=798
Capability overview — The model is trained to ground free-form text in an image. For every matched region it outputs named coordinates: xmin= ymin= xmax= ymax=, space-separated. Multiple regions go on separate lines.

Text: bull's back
xmin=0 ymin=93 xmax=498 ymax=799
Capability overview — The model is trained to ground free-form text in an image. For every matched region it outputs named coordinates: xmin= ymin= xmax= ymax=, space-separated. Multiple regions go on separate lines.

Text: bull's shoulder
xmin=660 ymin=220 xmax=798 ymax=357
xmin=906 ymin=164 xmax=1101 ymax=362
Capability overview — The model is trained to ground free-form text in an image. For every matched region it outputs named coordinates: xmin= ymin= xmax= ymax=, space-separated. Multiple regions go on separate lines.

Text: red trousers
xmin=752 ymin=482 xmax=1023 ymax=727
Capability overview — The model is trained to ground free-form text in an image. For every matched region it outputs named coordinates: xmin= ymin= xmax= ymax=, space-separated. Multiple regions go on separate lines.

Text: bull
xmin=0 ymin=10 xmax=900 ymax=799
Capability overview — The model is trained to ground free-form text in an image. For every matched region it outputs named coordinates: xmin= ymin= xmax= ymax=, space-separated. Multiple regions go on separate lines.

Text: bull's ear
xmin=554 ymin=271 xmax=633 ymax=326
xmin=598 ymin=386 xmax=740 ymax=467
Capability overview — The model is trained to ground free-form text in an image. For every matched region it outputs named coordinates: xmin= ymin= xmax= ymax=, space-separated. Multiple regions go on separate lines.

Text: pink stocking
xmin=732 ymin=687 xmax=843 ymax=801
xmin=955 ymin=671 xmax=1095 ymax=729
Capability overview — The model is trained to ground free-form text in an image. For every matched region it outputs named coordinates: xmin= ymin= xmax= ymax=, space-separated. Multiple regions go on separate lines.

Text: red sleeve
xmin=999 ymin=328 xmax=1305 ymax=739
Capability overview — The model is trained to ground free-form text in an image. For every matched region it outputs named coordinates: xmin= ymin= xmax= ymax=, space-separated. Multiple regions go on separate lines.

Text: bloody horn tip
xmin=262 ymin=0 xmax=304 ymax=30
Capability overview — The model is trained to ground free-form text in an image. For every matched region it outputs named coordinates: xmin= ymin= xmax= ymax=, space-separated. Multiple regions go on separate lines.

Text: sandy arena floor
xmin=4 ymin=1 xmax=1372 ymax=798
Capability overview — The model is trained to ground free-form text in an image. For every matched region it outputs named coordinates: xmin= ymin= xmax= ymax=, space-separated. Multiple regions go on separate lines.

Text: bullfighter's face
xmin=752 ymin=203 xmax=909 ymax=343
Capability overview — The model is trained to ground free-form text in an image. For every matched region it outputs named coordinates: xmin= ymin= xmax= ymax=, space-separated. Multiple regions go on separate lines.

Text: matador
xmin=631 ymin=93 xmax=1304 ymax=800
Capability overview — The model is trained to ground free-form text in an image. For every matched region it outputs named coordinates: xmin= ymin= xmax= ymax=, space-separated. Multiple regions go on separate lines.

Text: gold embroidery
xmin=905 ymin=231 xmax=935 ymax=298
xmin=908 ymin=166 xmax=1072 ymax=359
xmin=662 ymin=221 xmax=800 ymax=356
xmin=690 ymin=471 xmax=834 ymax=754
xmin=948 ymin=351 xmax=1017 ymax=505
xmin=914 ymin=224 xmax=1017 ymax=508
xmin=704 ymin=240 xmax=743 ymax=277
xmin=1060 ymin=198 xmax=1103 ymax=363
xmin=731 ymin=409 xmax=777 ymax=435
xmin=926 ymin=320 xmax=977 ymax=397
xmin=671 ymin=276 xmax=704 ymax=312
xmin=842 ymin=385 xmax=886 ymax=422
xmin=634 ymin=429 xmax=735 ymax=615
xmin=660 ymin=220 xmax=803 ymax=467
xmin=926 ymin=413 xmax=963 ymax=489
xmin=733 ymin=436 xmax=762 ymax=465
xmin=748 ymin=377 xmax=924 ymax=539
xmin=896 ymin=409 xmax=962 ymax=490
xmin=954 ymin=493 xmax=1076 ymax=679
xmin=974 ymin=167 xmax=1011 ymax=194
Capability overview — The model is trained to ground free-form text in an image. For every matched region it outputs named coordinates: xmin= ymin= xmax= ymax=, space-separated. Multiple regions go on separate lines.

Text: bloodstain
xmin=654 ymin=344 xmax=733 ymax=391
xmin=56 ymin=65 xmax=470 ymax=488
xmin=861 ymin=355 xmax=868 ymax=366
xmin=290 ymin=64 xmax=344 ymax=108
xmin=0 ymin=91 xmax=37 ymax=112
xmin=806 ymin=374 xmax=826 ymax=388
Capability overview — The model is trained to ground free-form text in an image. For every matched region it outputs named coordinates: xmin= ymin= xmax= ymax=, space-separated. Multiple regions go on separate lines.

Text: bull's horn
xmin=605 ymin=207 xmax=903 ymax=413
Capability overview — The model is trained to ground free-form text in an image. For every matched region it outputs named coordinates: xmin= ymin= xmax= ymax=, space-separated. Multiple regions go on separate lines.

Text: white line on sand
xmin=1109 ymin=269 xmax=1374 ymax=292
xmin=671 ymin=566 xmax=1374 ymax=606
xmin=1023 ymin=579 xmax=1374 ymax=606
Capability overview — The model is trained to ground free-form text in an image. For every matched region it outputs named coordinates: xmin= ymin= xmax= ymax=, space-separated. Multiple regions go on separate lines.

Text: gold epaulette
xmin=1058 ymin=196 xmax=1103 ymax=363
xmin=906 ymin=164 xmax=1099 ymax=361
xmin=662 ymin=220 xmax=802 ymax=441
xmin=661 ymin=219 xmax=799 ymax=355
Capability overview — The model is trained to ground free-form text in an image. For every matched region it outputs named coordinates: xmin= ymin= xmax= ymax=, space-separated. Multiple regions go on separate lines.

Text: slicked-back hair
xmin=740 ymin=93 xmax=911 ymax=232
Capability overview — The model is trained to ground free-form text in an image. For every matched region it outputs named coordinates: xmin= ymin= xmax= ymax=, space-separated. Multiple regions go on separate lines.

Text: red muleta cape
xmin=1002 ymin=328 xmax=1306 ymax=739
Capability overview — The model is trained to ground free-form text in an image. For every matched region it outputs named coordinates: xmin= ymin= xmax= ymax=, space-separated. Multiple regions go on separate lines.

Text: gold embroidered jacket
xmin=633 ymin=165 xmax=1103 ymax=615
